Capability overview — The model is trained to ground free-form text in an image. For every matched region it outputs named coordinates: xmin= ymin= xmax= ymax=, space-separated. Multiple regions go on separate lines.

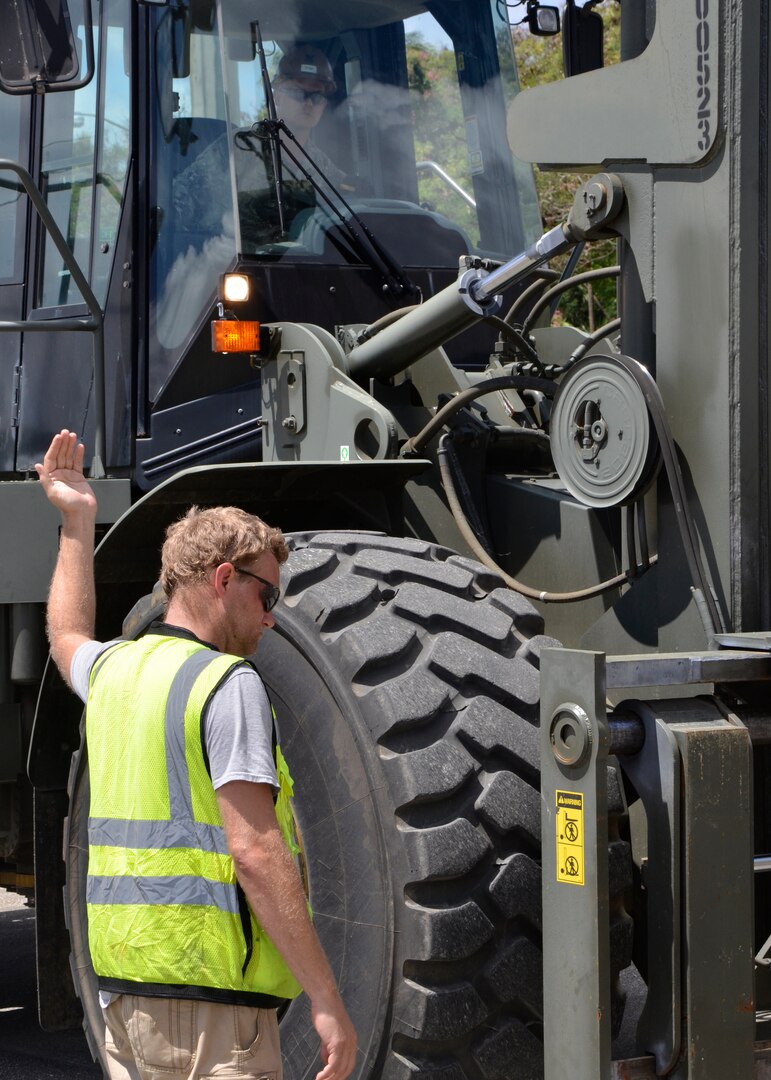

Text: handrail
xmin=416 ymin=160 xmax=476 ymax=209
xmin=0 ymin=159 xmax=105 ymax=477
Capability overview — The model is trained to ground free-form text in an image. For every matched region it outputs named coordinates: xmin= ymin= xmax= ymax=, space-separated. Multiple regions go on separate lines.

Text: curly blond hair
xmin=159 ymin=506 xmax=288 ymax=597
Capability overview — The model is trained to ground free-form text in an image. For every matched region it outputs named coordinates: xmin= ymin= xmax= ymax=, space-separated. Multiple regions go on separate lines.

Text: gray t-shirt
xmin=71 ymin=636 xmax=278 ymax=791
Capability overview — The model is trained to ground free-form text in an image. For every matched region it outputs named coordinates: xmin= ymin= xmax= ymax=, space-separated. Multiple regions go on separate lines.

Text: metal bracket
xmin=541 ymin=649 xmax=611 ymax=1080
xmin=11 ymin=365 xmax=21 ymax=428
xmin=276 ymin=350 xmax=306 ymax=436
xmin=620 ymin=702 xmax=682 ymax=1074
xmin=541 ymin=648 xmax=756 ymax=1080
xmin=661 ymin=702 xmax=753 ymax=1079
xmin=261 ymin=322 xmax=398 ymax=462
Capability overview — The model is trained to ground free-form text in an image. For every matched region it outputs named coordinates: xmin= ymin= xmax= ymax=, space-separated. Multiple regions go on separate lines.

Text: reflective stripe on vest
xmin=85 ymin=634 xmax=302 ymax=1005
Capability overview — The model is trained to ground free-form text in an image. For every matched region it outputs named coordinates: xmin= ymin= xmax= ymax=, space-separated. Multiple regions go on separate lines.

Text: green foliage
xmin=403 ymin=7 xmax=621 ymax=328
xmin=512 ymin=1 xmax=621 ymax=330
xmin=406 ymin=33 xmax=477 ymax=240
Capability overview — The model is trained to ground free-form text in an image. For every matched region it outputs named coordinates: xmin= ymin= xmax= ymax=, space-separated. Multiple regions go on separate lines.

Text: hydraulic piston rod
xmin=344 ymin=173 xmax=624 ymax=384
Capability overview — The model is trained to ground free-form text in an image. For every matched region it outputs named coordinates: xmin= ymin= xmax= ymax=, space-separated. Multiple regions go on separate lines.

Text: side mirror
xmin=563 ymin=0 xmax=604 ymax=77
xmin=0 ymin=0 xmax=94 ymax=94
xmin=527 ymin=1 xmax=561 ymax=36
xmin=169 ymin=4 xmax=191 ymax=80
xmin=164 ymin=0 xmax=213 ymax=79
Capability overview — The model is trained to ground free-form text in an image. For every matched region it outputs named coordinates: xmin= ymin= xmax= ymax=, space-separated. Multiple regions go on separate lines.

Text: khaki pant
xmin=103 ymin=994 xmax=282 ymax=1080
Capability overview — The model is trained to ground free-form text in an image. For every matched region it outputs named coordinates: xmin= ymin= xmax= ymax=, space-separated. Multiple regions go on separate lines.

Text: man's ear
xmin=212 ymin=562 xmax=234 ymax=598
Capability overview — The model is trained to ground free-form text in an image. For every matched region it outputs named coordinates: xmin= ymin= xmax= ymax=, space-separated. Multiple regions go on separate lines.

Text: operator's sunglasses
xmin=234 ymin=566 xmax=281 ymax=612
xmin=278 ymin=86 xmax=329 ymax=106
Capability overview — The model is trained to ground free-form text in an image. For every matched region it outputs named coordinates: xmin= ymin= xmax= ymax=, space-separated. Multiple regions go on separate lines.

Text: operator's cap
xmin=277 ymin=45 xmax=336 ymax=93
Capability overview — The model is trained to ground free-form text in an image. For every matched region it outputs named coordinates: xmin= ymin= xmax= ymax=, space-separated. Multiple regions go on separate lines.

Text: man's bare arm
xmin=36 ymin=430 xmax=98 ymax=686
xmin=216 ymin=780 xmax=357 ymax=1080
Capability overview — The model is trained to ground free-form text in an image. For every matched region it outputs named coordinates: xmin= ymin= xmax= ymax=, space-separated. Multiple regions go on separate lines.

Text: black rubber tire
xmin=64 ymin=743 xmax=107 ymax=1071
xmin=65 ymin=531 xmax=633 ymax=1080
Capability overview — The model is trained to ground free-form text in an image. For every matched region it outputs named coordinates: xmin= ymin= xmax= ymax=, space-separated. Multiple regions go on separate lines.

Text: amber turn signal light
xmin=211 ymin=320 xmax=261 ymax=353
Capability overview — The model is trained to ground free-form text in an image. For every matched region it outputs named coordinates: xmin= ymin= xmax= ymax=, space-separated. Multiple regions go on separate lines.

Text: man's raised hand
xmin=35 ymin=429 xmax=97 ymax=517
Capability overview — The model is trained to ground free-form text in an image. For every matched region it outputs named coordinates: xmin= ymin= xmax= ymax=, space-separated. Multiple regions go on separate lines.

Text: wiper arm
xmin=251 ymin=117 xmax=420 ymax=301
xmin=251 ymin=21 xmax=286 ymax=236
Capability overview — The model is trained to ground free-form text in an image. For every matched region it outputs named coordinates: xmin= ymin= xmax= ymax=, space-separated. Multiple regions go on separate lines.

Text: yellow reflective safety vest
xmin=85 ymin=630 xmax=303 ymax=1007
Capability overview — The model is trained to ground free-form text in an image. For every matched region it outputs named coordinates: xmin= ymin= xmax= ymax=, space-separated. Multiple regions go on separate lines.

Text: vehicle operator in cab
xmin=174 ymin=44 xmax=348 ymax=250
xmin=271 ymin=45 xmax=346 ymax=188
xmin=237 ymin=44 xmax=351 ymax=246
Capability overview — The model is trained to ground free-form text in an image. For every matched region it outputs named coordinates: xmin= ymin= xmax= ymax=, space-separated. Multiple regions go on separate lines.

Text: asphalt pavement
xmin=0 ymin=888 xmax=102 ymax=1080
xmin=0 ymin=885 xmax=645 ymax=1078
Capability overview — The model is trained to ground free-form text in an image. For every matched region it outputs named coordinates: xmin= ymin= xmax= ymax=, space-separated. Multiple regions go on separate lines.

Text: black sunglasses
xmin=277 ymin=86 xmax=329 ymax=106
xmin=233 ymin=566 xmax=281 ymax=612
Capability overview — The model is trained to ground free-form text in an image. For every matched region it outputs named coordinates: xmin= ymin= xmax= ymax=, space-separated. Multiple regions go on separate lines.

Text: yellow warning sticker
xmin=556 ymin=790 xmax=584 ymax=886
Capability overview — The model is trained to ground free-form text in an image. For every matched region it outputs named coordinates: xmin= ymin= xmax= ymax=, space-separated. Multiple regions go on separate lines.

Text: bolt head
xmin=549 ymin=705 xmax=592 ymax=767
xmin=583 ymin=181 xmax=606 ymax=216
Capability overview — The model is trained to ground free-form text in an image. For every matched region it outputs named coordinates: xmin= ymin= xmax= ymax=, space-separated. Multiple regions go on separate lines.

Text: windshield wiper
xmin=251 ymin=117 xmax=420 ymax=300
xmin=252 ymin=20 xmax=286 ymax=236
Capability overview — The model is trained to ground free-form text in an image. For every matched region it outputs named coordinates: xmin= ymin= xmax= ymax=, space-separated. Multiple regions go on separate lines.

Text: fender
xmin=27 ymin=457 xmax=428 ymax=790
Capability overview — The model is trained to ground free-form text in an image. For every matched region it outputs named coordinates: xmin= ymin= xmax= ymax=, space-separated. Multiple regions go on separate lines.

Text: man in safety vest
xmin=37 ymin=429 xmax=357 ymax=1080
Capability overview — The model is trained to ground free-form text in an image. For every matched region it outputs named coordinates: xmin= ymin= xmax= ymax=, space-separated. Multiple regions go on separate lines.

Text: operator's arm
xmin=217 ymin=780 xmax=357 ymax=1080
xmin=35 ymin=430 xmax=98 ymax=687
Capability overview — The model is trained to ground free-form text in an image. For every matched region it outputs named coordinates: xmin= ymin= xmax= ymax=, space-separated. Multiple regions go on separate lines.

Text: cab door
xmin=13 ymin=0 xmax=133 ymax=473
xmin=0 ymin=92 xmax=31 ymax=473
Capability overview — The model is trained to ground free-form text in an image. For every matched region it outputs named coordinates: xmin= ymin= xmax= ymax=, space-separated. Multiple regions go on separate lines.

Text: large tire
xmin=65 ymin=531 xmax=632 ymax=1080
xmin=64 ymin=745 xmax=106 ymax=1068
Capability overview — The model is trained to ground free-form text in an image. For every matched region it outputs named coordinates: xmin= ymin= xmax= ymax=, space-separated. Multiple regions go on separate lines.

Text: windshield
xmin=150 ymin=0 xmax=540 ymax=352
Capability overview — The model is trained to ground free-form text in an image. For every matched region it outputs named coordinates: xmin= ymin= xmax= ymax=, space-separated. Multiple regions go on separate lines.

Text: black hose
xmin=411 ymin=357 xmax=717 ymax=627
xmin=437 ymin=433 xmax=657 ymax=603
xmin=504 ymin=269 xmax=561 ymax=326
xmin=521 ymin=266 xmax=621 ymax=336
xmin=355 ymin=305 xmax=421 ymax=345
xmin=438 ymin=435 xmax=493 ymax=557
xmin=401 ymin=375 xmax=557 ymax=457
xmin=550 ymin=242 xmax=585 ymax=320
xmin=483 ymin=315 xmax=543 ymax=368
xmin=560 ymin=318 xmax=622 ymax=369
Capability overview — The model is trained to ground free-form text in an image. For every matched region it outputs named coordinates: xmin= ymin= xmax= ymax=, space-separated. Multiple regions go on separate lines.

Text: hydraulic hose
xmin=521 ymin=266 xmax=621 ymax=336
xmin=503 ymin=269 xmax=561 ymax=326
xmin=437 ymin=436 xmax=493 ymax=558
xmin=403 ymin=363 xmax=719 ymax=617
xmin=561 ymin=318 xmax=622 ymax=369
xmin=549 ymin=241 xmax=586 ymax=320
xmin=401 ymin=375 xmax=556 ymax=457
xmin=354 ymin=305 xmax=420 ymax=345
xmin=483 ymin=315 xmax=543 ymax=368
xmin=437 ymin=433 xmax=657 ymax=604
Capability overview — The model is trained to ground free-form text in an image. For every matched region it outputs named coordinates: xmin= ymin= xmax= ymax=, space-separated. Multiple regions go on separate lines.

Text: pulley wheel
xmin=550 ymin=355 xmax=660 ymax=507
